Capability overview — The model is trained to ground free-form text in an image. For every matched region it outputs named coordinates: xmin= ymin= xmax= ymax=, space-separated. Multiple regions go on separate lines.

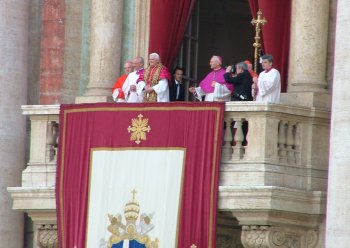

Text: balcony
xmin=8 ymin=102 xmax=329 ymax=248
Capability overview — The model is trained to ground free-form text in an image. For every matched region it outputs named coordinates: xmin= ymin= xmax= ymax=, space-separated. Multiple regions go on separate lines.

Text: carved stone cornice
xmin=37 ymin=224 xmax=58 ymax=248
xmin=241 ymin=226 xmax=318 ymax=248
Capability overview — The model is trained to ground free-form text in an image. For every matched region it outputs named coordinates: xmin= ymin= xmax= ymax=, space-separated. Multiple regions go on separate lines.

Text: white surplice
xmin=122 ymin=70 xmax=143 ymax=103
xmin=256 ymin=68 xmax=281 ymax=103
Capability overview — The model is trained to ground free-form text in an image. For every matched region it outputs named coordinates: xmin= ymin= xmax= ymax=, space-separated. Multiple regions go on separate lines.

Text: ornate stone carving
xmin=241 ymin=226 xmax=318 ymax=248
xmin=241 ymin=226 xmax=269 ymax=248
xmin=37 ymin=224 xmax=58 ymax=248
xmin=305 ymin=230 xmax=318 ymax=248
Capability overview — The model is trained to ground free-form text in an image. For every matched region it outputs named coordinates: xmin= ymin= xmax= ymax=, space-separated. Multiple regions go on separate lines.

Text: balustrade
xmin=7 ymin=102 xmax=330 ymax=248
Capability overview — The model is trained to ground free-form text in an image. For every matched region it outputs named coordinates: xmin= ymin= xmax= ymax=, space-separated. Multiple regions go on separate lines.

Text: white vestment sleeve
xmin=153 ymin=79 xmax=167 ymax=94
xmin=153 ymin=79 xmax=169 ymax=102
xmin=213 ymin=82 xmax=231 ymax=99
xmin=194 ymin=86 xmax=205 ymax=101
xmin=112 ymin=88 xmax=119 ymax=102
xmin=122 ymin=75 xmax=131 ymax=101
xmin=137 ymin=81 xmax=146 ymax=96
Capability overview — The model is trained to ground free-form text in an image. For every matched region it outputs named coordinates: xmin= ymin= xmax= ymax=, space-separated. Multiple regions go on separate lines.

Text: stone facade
xmin=0 ymin=1 xmax=28 ymax=247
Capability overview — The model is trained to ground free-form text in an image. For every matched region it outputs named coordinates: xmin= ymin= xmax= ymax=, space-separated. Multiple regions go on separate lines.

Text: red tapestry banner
xmin=56 ymin=102 xmax=224 ymax=248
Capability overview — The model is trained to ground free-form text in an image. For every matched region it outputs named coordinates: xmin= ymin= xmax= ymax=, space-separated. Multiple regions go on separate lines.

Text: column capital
xmin=241 ymin=225 xmax=318 ymax=248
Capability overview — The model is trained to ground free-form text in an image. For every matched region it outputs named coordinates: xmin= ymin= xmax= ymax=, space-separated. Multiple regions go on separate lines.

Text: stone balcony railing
xmin=8 ymin=102 xmax=330 ymax=248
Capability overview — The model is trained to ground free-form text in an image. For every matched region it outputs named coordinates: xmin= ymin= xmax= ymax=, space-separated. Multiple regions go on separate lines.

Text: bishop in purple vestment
xmin=189 ymin=56 xmax=234 ymax=101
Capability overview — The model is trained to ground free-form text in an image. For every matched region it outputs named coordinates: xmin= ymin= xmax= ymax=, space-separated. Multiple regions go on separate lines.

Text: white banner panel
xmin=86 ymin=149 xmax=185 ymax=248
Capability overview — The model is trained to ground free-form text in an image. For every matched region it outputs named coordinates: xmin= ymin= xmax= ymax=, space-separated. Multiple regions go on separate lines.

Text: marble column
xmin=326 ymin=0 xmax=350 ymax=246
xmin=288 ymin=0 xmax=329 ymax=93
xmin=134 ymin=0 xmax=150 ymax=64
xmin=0 ymin=1 xmax=28 ymax=247
xmin=77 ymin=0 xmax=124 ymax=103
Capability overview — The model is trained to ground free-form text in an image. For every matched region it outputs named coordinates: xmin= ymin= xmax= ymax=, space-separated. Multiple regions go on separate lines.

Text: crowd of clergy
xmin=111 ymin=53 xmax=281 ymax=104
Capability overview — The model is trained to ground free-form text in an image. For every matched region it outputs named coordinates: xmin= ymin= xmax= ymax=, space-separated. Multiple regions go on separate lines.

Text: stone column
xmin=0 ymin=1 xmax=28 ymax=247
xmin=76 ymin=0 xmax=124 ymax=103
xmin=287 ymin=0 xmax=329 ymax=93
xmin=326 ymin=0 xmax=350 ymax=246
xmin=134 ymin=0 xmax=150 ymax=64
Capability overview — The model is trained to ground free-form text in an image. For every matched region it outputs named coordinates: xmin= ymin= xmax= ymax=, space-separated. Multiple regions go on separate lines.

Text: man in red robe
xmin=112 ymin=61 xmax=133 ymax=102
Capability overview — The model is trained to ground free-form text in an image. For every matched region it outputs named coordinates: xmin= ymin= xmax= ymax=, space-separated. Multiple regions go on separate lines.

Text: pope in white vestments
xmin=136 ymin=53 xmax=171 ymax=102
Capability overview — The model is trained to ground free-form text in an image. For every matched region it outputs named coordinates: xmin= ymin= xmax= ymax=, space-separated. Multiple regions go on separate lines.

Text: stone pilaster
xmin=77 ymin=0 xmax=124 ymax=103
xmin=39 ymin=0 xmax=65 ymax=105
xmin=62 ymin=0 xmax=84 ymax=103
xmin=326 ymin=0 xmax=350 ymax=246
xmin=0 ymin=1 xmax=28 ymax=247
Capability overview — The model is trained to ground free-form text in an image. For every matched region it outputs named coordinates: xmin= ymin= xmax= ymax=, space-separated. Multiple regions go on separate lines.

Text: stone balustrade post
xmin=232 ymin=118 xmax=245 ymax=159
xmin=21 ymin=106 xmax=60 ymax=188
xmin=221 ymin=117 xmax=233 ymax=161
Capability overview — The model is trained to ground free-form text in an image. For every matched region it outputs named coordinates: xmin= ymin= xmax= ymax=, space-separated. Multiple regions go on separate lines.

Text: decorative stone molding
xmin=37 ymin=224 xmax=58 ymax=248
xmin=241 ymin=226 xmax=318 ymax=248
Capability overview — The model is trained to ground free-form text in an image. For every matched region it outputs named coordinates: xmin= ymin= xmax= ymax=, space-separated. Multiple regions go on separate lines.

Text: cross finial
xmin=131 ymin=189 xmax=137 ymax=201
xmin=251 ymin=9 xmax=267 ymax=27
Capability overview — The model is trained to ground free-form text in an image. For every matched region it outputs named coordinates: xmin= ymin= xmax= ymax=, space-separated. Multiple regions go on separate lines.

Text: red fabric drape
xmin=149 ymin=0 xmax=196 ymax=68
xmin=56 ymin=102 xmax=224 ymax=248
xmin=248 ymin=0 xmax=291 ymax=92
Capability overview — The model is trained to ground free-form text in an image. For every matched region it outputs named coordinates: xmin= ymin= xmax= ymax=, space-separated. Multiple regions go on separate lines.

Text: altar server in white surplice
xmin=255 ymin=54 xmax=281 ymax=103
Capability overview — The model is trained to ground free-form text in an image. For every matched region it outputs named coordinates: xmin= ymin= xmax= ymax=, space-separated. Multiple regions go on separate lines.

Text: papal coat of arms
xmin=103 ymin=189 xmax=158 ymax=248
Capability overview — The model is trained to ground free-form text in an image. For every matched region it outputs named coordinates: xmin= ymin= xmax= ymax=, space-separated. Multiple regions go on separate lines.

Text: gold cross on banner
xmin=131 ymin=189 xmax=137 ymax=200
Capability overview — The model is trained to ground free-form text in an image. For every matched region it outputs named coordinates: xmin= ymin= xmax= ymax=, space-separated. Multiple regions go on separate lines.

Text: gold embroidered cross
xmin=127 ymin=114 xmax=151 ymax=144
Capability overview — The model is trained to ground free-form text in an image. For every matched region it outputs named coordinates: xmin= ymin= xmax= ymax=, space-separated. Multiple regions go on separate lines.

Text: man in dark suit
xmin=224 ymin=62 xmax=253 ymax=101
xmin=169 ymin=67 xmax=185 ymax=101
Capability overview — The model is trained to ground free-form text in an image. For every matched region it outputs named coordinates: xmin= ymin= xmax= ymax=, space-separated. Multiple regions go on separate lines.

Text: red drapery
xmin=149 ymin=0 xmax=196 ymax=69
xmin=248 ymin=0 xmax=291 ymax=92
xmin=56 ymin=102 xmax=224 ymax=248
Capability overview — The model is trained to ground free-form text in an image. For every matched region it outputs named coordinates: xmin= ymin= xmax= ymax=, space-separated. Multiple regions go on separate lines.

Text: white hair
xmin=149 ymin=53 xmax=160 ymax=61
xmin=211 ymin=55 xmax=222 ymax=65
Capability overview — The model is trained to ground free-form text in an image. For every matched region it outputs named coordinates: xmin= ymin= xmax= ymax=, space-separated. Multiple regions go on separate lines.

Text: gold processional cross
xmin=251 ymin=9 xmax=267 ymax=74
